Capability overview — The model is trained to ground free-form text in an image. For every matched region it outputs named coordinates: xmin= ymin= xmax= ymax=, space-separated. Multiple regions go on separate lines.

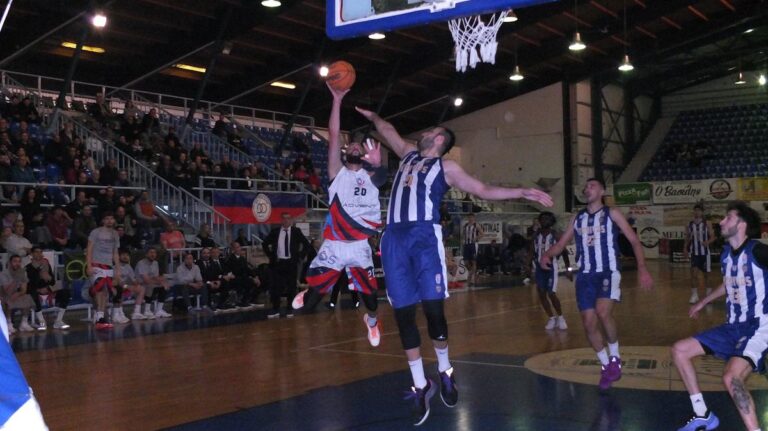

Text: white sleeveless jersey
xmin=323 ymin=166 xmax=382 ymax=241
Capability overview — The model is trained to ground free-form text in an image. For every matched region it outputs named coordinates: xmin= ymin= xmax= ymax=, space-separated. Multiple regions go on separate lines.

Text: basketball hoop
xmin=448 ymin=10 xmax=508 ymax=72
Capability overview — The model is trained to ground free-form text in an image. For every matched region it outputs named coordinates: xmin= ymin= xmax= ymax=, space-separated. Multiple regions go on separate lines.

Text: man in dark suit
xmin=263 ymin=213 xmax=312 ymax=318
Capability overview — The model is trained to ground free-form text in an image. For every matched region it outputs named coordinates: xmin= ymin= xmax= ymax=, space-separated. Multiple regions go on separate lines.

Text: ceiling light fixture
xmin=502 ymin=9 xmax=518 ymax=23
xmin=368 ymin=32 xmax=386 ymax=40
xmin=174 ymin=64 xmax=206 ymax=73
xmin=509 ymin=65 xmax=524 ymax=81
xmin=759 ymin=74 xmax=767 ymax=86
xmin=318 ymin=65 xmax=329 ymax=77
xmin=734 ymin=71 xmax=747 ymax=85
xmin=271 ymin=81 xmax=296 ymax=89
xmin=91 ymin=13 xmax=107 ymax=28
xmin=453 ymin=97 xmax=463 ymax=107
xmin=568 ymin=0 xmax=586 ymax=51
xmin=744 ymin=28 xmax=755 ymax=34
xmin=261 ymin=0 xmax=281 ymax=7
xmin=618 ymin=54 xmax=634 ymax=72
xmin=61 ymin=41 xmax=105 ymax=53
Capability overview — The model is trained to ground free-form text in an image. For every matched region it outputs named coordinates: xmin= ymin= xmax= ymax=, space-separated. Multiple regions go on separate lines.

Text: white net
xmin=448 ymin=10 xmax=508 ymax=72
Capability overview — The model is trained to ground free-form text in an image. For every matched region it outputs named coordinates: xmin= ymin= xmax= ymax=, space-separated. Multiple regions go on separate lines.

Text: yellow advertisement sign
xmin=738 ymin=178 xmax=768 ymax=201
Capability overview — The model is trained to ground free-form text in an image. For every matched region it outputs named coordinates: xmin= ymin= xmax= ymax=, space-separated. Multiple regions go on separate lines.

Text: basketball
xmin=326 ymin=60 xmax=356 ymax=91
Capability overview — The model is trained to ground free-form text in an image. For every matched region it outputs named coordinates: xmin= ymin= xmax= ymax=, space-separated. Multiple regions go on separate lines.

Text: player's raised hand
xmin=327 ymin=82 xmax=349 ymax=100
xmin=355 ymin=106 xmax=375 ymax=120
xmin=522 ymin=188 xmax=554 ymax=207
xmin=362 ymin=139 xmax=381 ymax=167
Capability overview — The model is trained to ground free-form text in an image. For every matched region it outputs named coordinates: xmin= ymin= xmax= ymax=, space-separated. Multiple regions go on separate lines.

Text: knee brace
xmin=360 ymin=292 xmax=378 ymax=312
xmin=394 ymin=304 xmax=420 ymax=350
xmin=422 ymin=299 xmax=448 ymax=342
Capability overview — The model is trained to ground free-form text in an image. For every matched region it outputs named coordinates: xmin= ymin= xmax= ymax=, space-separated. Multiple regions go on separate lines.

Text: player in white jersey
xmin=292 ymin=83 xmax=384 ymax=347
xmin=356 ymin=105 xmax=552 ymax=426
xmin=683 ymin=204 xmax=715 ymax=304
xmin=541 ymin=178 xmax=653 ymax=390
xmin=672 ymin=202 xmax=768 ymax=431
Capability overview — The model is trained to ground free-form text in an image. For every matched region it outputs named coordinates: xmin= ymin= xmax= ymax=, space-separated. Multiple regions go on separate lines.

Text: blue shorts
xmin=462 ymin=243 xmax=477 ymax=261
xmin=690 ymin=254 xmax=711 ymax=273
xmin=382 ymin=223 xmax=448 ymax=309
xmin=535 ymin=267 xmax=558 ymax=293
xmin=694 ymin=320 xmax=768 ymax=372
xmin=575 ymin=271 xmax=621 ymax=311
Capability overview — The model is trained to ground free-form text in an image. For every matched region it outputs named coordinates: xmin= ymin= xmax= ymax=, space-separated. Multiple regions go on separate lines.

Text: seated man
xmin=1 ymin=255 xmax=35 ymax=334
xmin=112 ymin=249 xmax=146 ymax=323
xmin=198 ymin=247 xmax=223 ymax=311
xmin=224 ymin=242 xmax=261 ymax=309
xmin=136 ymin=247 xmax=171 ymax=319
xmin=173 ymin=253 xmax=206 ymax=312
xmin=26 ymin=246 xmax=71 ymax=330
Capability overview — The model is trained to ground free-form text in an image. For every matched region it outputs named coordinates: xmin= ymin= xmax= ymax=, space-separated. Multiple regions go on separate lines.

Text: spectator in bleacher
xmin=225 ymin=241 xmax=260 ymax=308
xmin=99 ymin=159 xmax=118 ymax=186
xmin=136 ymin=247 xmax=171 ymax=319
xmin=234 ymin=229 xmax=251 ymax=247
xmin=4 ymin=220 xmax=32 ymax=257
xmin=75 ymin=171 xmax=97 ymax=200
xmin=293 ymin=164 xmax=309 ymax=184
xmin=114 ymin=205 xmax=136 ymax=244
xmin=1 ymin=209 xmax=18 ymax=230
xmin=0 ymin=154 xmax=11 ymax=200
xmin=59 ymin=122 xmax=75 ymax=147
xmin=112 ymin=249 xmax=146 ymax=322
xmin=121 ymin=100 xmax=140 ymax=122
xmin=43 ymin=180 xmax=69 ymax=205
xmin=43 ymin=133 xmax=65 ymax=166
xmin=141 ymin=108 xmax=161 ymax=136
xmin=156 ymin=155 xmax=173 ymax=180
xmin=220 ymin=155 xmax=236 ymax=177
xmin=164 ymin=126 xmax=179 ymax=146
xmin=97 ymin=187 xmax=119 ymax=218
xmin=5 ymin=95 xmax=21 ymax=122
xmin=26 ymin=246 xmax=70 ymax=330
xmin=194 ymin=224 xmax=216 ymax=248
xmin=212 ymin=113 xmax=227 ymax=138
xmin=173 ymin=253 xmax=205 ymax=313
xmin=19 ymin=188 xmax=42 ymax=227
xmin=160 ymin=220 xmax=186 ymax=256
xmin=307 ymin=168 xmax=322 ymax=193
xmin=66 ymin=190 xmax=88 ymax=218
xmin=63 ymin=157 xmax=82 ymax=185
xmin=114 ymin=170 xmax=132 ymax=196
xmin=10 ymin=155 xmax=35 ymax=184
xmin=71 ymin=205 xmax=97 ymax=249
xmin=171 ymin=162 xmax=190 ymax=190
xmin=228 ymin=127 xmax=243 ymax=151
xmin=1 ymin=254 xmax=35 ymax=334
xmin=88 ymin=93 xmax=115 ymax=126
xmin=0 ymin=118 xmax=8 ymax=135
xmin=165 ymin=139 xmax=182 ymax=162
xmin=134 ymin=190 xmax=160 ymax=227
xmin=17 ymin=97 xmax=40 ymax=124
xmin=45 ymin=206 xmax=72 ymax=251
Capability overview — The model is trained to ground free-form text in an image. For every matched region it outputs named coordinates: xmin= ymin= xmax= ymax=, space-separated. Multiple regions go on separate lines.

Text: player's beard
xmin=346 ymin=154 xmax=363 ymax=164
xmin=721 ymin=225 xmax=738 ymax=239
xmin=417 ymin=135 xmax=435 ymax=153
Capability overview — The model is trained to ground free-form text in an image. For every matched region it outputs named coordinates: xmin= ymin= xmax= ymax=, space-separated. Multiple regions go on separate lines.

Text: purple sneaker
xmin=606 ymin=356 xmax=622 ymax=382
xmin=405 ymin=379 xmax=437 ymax=426
xmin=439 ymin=367 xmax=458 ymax=408
xmin=598 ymin=365 xmax=612 ymax=390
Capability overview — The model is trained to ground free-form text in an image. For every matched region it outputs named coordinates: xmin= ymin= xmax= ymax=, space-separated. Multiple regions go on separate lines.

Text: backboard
xmin=326 ymin=0 xmax=557 ymax=40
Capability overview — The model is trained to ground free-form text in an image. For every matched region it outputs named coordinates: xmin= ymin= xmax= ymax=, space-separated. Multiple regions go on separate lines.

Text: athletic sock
xmin=367 ymin=314 xmax=378 ymax=327
xmin=435 ymin=346 xmax=451 ymax=373
xmin=408 ymin=358 xmax=427 ymax=389
xmin=690 ymin=393 xmax=707 ymax=417
xmin=608 ymin=342 xmax=620 ymax=358
xmin=596 ymin=349 xmax=610 ymax=366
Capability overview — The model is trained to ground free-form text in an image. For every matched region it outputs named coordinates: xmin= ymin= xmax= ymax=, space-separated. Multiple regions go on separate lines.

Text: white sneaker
xmin=545 ymin=316 xmax=557 ymax=330
xmin=35 ymin=312 xmax=46 ymax=331
xmin=53 ymin=320 xmax=70 ymax=330
xmin=19 ymin=320 xmax=34 ymax=332
xmin=131 ymin=310 xmax=147 ymax=320
xmin=155 ymin=308 xmax=172 ymax=318
xmin=689 ymin=292 xmax=699 ymax=304
xmin=557 ymin=316 xmax=568 ymax=330
xmin=364 ymin=314 xmax=381 ymax=347
xmin=143 ymin=310 xmax=156 ymax=319
xmin=113 ymin=309 xmax=130 ymax=324
xmin=523 ymin=278 xmax=531 ymax=286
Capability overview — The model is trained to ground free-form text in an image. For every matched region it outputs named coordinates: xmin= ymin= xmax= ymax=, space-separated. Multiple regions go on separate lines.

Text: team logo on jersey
xmin=356 ymin=177 xmax=365 ymax=186
xmin=602 ymin=278 xmax=610 ymax=291
xmin=435 ymin=274 xmax=442 ymax=292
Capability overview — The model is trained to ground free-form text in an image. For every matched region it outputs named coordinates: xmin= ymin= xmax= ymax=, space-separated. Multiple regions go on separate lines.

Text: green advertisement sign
xmin=613 ymin=183 xmax=652 ymax=205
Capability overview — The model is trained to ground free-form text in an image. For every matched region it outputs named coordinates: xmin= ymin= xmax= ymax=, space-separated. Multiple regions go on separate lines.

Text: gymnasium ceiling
xmin=1 ymin=0 xmax=766 ymax=133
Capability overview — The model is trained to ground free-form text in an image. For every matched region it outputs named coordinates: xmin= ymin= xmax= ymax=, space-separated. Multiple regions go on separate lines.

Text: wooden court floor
xmin=14 ymin=261 xmax=764 ymax=430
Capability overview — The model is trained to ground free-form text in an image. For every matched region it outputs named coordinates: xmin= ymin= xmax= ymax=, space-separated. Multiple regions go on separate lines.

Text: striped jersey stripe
xmin=721 ymin=240 xmax=768 ymax=324
xmin=573 ymin=207 xmax=619 ymax=274
xmin=388 ymin=151 xmax=449 ymax=225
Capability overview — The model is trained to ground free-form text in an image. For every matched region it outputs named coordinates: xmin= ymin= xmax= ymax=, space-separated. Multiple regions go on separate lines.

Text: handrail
xmin=51 ymin=113 xmax=233 ymax=246
xmin=0 ymin=181 xmax=144 ymax=202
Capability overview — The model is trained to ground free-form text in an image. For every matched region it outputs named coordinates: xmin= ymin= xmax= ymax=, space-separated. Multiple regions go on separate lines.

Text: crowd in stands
xmin=661 ymin=140 xmax=713 ymax=168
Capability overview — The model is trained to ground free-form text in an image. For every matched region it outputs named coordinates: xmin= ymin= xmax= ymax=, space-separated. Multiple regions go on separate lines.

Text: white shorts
xmin=309 ymin=239 xmax=374 ymax=273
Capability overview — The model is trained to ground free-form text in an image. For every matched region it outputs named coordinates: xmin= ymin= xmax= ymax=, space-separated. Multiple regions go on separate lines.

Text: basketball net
xmin=448 ymin=10 xmax=508 ymax=73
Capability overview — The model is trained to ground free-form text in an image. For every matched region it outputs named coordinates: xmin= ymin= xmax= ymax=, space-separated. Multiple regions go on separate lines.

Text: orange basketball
xmin=326 ymin=60 xmax=356 ymax=91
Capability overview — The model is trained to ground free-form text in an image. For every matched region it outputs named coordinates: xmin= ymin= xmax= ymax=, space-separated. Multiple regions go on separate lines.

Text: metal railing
xmin=0 ymin=181 xmax=144 ymax=202
xmin=194 ymin=176 xmax=328 ymax=210
xmin=50 ymin=113 xmax=232 ymax=246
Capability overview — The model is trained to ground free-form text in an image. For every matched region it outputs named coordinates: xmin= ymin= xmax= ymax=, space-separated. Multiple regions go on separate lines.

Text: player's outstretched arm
xmin=609 ymin=207 xmax=653 ymax=290
xmin=689 ymin=283 xmax=725 ymax=318
xmin=442 ymin=160 xmax=553 ymax=207
xmin=541 ymin=216 xmax=576 ymax=269
xmin=355 ymin=107 xmax=417 ymax=159
xmin=327 ymin=84 xmax=348 ymax=180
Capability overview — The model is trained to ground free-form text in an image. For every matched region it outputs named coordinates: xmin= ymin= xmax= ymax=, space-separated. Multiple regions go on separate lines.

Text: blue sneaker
xmin=439 ymin=367 xmax=458 ymax=408
xmin=405 ymin=379 xmax=436 ymax=426
xmin=677 ymin=411 xmax=720 ymax=431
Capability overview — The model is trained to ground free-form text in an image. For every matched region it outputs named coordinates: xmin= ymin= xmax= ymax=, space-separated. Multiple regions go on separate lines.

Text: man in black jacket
xmin=263 ymin=213 xmax=312 ymax=318
xmin=224 ymin=242 xmax=261 ymax=309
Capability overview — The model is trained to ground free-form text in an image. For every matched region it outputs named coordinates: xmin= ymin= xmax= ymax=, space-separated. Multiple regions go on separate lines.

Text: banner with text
xmin=613 ymin=183 xmax=652 ymax=205
xmin=651 ymin=178 xmax=736 ymax=204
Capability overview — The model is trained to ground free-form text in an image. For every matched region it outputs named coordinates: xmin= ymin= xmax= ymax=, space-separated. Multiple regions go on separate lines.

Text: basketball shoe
xmin=439 ymin=367 xmax=458 ymax=408
xmin=406 ymin=379 xmax=436 ymax=426
xmin=677 ymin=411 xmax=719 ymax=431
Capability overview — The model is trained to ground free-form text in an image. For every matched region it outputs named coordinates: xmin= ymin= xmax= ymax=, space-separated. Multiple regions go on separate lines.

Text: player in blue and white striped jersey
xmin=529 ymin=211 xmax=571 ymax=331
xmin=683 ymin=204 xmax=715 ymax=304
xmin=357 ymin=106 xmax=553 ymax=426
xmin=672 ymin=202 xmax=768 ymax=431
xmin=540 ymin=178 xmax=653 ymax=391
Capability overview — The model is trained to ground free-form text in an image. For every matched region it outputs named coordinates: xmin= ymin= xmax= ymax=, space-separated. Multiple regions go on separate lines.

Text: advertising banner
xmin=477 ymin=221 xmax=503 ymax=244
xmin=738 ymin=178 xmax=768 ymax=201
xmin=613 ymin=183 xmax=652 ymax=205
xmin=651 ymin=179 xmax=736 ymax=204
xmin=213 ymin=191 xmax=306 ymax=224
